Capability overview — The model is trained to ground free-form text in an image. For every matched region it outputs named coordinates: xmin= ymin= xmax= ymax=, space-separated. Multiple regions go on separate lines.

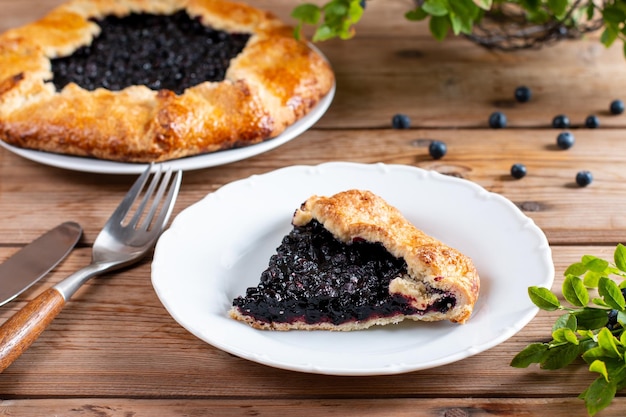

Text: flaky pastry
xmin=0 ymin=0 xmax=334 ymax=162
xmin=230 ymin=189 xmax=480 ymax=331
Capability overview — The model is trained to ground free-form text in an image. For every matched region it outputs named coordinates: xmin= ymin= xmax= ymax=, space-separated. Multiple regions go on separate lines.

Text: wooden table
xmin=1 ymin=1 xmax=626 ymax=416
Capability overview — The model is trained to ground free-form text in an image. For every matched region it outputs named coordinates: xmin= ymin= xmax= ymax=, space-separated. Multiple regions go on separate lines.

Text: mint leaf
xmin=528 ymin=286 xmax=560 ymax=311
xmin=510 ymin=343 xmax=548 ymax=368
xmin=563 ymin=275 xmax=589 ymax=307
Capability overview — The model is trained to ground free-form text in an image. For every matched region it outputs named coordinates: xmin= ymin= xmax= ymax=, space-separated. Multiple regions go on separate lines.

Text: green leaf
xmin=592 ymin=297 xmax=610 ymax=308
xmin=291 ymin=4 xmax=322 ymax=24
xmin=582 ymin=255 xmax=610 ymax=273
xmin=582 ymin=377 xmax=617 ymax=416
xmin=584 ymin=346 xmax=609 ymax=363
xmin=528 ymin=286 xmax=561 ymax=311
xmin=553 ymin=328 xmax=579 ymax=345
xmin=422 ymin=0 xmax=449 ymax=17
xmin=598 ymin=277 xmax=626 ymax=310
xmin=584 ymin=271 xmax=603 ymax=288
xmin=475 ymin=0 xmax=492 ymax=10
xmin=602 ymin=6 xmax=626 ymax=25
xmin=547 ymin=0 xmax=568 ymax=19
xmin=615 ymin=244 xmax=626 ymax=272
xmin=405 ymin=8 xmax=428 ymax=21
xmin=590 ymin=360 xmax=609 ymax=381
xmin=323 ymin=0 xmax=348 ymax=17
xmin=597 ymin=327 xmax=622 ymax=358
xmin=586 ymin=2 xmax=596 ymax=20
xmin=553 ymin=313 xmax=576 ymax=332
xmin=562 ymin=275 xmax=589 ymax=307
xmin=312 ymin=24 xmax=336 ymax=42
xmin=574 ymin=308 xmax=609 ymax=330
xmin=429 ymin=15 xmax=450 ymax=41
xmin=564 ymin=262 xmax=587 ymax=277
xmin=541 ymin=343 xmax=581 ymax=370
xmin=510 ymin=343 xmax=548 ymax=368
xmin=449 ymin=13 xmax=473 ymax=35
xmin=601 ymin=26 xmax=619 ymax=48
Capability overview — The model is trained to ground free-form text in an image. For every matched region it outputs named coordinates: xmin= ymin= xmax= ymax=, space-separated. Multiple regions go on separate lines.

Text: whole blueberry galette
xmin=230 ymin=190 xmax=481 ymax=331
xmin=0 ymin=0 xmax=334 ymax=162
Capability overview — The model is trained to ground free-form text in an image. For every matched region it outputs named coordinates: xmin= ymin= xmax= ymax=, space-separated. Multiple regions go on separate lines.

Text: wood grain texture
xmin=3 ymin=398 xmax=626 ymax=417
xmin=0 ymin=246 xmax=609 ymax=399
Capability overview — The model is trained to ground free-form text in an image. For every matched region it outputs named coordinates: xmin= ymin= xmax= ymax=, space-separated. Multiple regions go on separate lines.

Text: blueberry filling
xmin=232 ymin=220 xmax=456 ymax=326
xmin=50 ymin=11 xmax=251 ymax=94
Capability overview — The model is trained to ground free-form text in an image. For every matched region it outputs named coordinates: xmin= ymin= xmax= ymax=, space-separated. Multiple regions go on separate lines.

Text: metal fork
xmin=0 ymin=164 xmax=182 ymax=372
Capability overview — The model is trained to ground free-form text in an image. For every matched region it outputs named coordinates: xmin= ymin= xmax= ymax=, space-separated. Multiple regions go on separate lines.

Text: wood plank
xmin=0 ymin=0 xmax=427 ymax=36
xmin=2 ymin=398 xmax=625 ymax=417
xmin=2 ymin=127 xmax=626 ymax=245
xmin=317 ymin=36 xmax=626 ymax=129
xmin=0 ymin=245 xmax=616 ymax=400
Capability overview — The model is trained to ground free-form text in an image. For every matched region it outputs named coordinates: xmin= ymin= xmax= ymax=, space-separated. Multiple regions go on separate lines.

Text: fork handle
xmin=0 ymin=287 xmax=66 ymax=373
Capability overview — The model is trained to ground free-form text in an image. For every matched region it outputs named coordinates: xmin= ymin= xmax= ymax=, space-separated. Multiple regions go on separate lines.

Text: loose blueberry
xmin=392 ymin=114 xmax=411 ymax=129
xmin=510 ymin=163 xmax=527 ymax=179
xmin=556 ymin=132 xmax=575 ymax=149
xmin=428 ymin=140 xmax=447 ymax=160
xmin=552 ymin=114 xmax=570 ymax=129
xmin=610 ymin=99 xmax=625 ymax=115
xmin=514 ymin=86 xmax=531 ymax=103
xmin=360 ymin=0 xmax=366 ymax=9
xmin=489 ymin=111 xmax=507 ymax=128
xmin=585 ymin=115 xmax=600 ymax=128
xmin=576 ymin=170 xmax=593 ymax=187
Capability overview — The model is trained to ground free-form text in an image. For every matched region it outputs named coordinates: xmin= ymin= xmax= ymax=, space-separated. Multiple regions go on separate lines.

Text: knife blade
xmin=0 ymin=222 xmax=82 ymax=306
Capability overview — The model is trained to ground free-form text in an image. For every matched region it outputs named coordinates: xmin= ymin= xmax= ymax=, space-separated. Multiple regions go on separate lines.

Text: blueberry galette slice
xmin=0 ymin=0 xmax=334 ymax=162
xmin=229 ymin=190 xmax=480 ymax=331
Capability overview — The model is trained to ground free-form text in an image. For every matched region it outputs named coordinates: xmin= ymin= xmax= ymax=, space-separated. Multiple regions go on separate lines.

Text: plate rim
xmin=151 ymin=162 xmax=555 ymax=375
xmin=0 ymin=43 xmax=335 ymax=175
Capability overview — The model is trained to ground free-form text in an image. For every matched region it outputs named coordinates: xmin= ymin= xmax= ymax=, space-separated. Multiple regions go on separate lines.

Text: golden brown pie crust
xmin=0 ymin=0 xmax=334 ymax=162
xmin=229 ymin=189 xmax=480 ymax=331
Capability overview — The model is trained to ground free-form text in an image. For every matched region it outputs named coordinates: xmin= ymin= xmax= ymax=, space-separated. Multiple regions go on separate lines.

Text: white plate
xmin=0 ymin=84 xmax=335 ymax=175
xmin=151 ymin=162 xmax=554 ymax=375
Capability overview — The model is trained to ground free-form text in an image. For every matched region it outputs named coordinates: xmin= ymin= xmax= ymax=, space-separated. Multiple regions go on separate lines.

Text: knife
xmin=0 ymin=222 xmax=82 ymax=306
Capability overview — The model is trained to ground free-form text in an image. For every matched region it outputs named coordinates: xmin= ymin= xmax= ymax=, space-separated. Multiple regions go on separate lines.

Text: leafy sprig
xmin=511 ymin=243 xmax=626 ymax=416
xmin=291 ymin=1 xmax=626 ymax=56
xmin=292 ymin=0 xmax=364 ymax=41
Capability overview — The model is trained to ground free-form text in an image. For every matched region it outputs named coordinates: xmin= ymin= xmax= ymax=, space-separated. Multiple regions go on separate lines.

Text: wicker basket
xmin=460 ymin=1 xmax=605 ymax=51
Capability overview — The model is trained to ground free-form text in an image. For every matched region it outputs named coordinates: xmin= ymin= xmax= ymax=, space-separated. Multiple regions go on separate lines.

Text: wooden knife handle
xmin=0 ymin=287 xmax=66 ymax=373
